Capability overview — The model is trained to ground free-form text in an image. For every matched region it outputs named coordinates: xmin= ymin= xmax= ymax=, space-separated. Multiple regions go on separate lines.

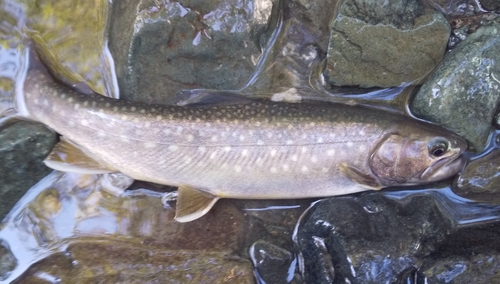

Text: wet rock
xmin=12 ymin=240 xmax=254 ymax=283
xmin=250 ymin=240 xmax=295 ymax=284
xmin=108 ymin=0 xmax=274 ymax=105
xmin=411 ymin=22 xmax=500 ymax=151
xmin=324 ymin=0 xmax=450 ymax=88
xmin=0 ymin=120 xmax=57 ymax=221
xmin=454 ymin=148 xmax=500 ymax=202
xmin=0 ymin=242 xmax=17 ymax=281
xmin=480 ymin=0 xmax=500 ymax=12
xmin=289 ymin=191 xmax=500 ymax=283
xmin=295 ymin=193 xmax=454 ymax=283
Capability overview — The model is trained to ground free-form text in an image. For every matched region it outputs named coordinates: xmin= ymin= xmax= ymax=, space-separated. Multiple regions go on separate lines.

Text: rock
xmin=292 ymin=192 xmax=500 ymax=283
xmin=12 ymin=240 xmax=254 ymax=283
xmin=480 ymin=0 xmax=500 ymax=12
xmin=324 ymin=0 xmax=450 ymax=88
xmin=411 ymin=22 xmax=500 ymax=151
xmin=250 ymin=240 xmax=295 ymax=284
xmin=454 ymin=146 xmax=500 ymax=202
xmin=0 ymin=120 xmax=57 ymax=220
xmin=0 ymin=242 xmax=17 ymax=281
xmin=108 ymin=0 xmax=273 ymax=105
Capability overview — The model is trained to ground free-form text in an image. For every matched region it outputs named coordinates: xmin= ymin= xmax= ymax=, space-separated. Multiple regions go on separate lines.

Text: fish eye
xmin=428 ymin=139 xmax=448 ymax=157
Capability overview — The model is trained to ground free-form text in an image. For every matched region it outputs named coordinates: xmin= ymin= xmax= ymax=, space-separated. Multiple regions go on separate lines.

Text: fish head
xmin=369 ymin=129 xmax=467 ymax=186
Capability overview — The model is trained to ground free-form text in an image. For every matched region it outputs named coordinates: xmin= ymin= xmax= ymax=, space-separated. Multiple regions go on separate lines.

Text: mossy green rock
xmin=412 ymin=22 xmax=500 ymax=151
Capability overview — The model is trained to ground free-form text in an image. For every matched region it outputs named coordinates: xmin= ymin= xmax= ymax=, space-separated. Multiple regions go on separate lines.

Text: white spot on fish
xmin=98 ymin=132 xmax=106 ymax=138
xmin=145 ymin=142 xmax=157 ymax=148
xmin=301 ymin=166 xmax=308 ymax=172
xmin=257 ymin=140 xmax=264 ymax=145
xmin=210 ymin=152 xmax=217 ymax=159
xmin=301 ymin=147 xmax=308 ymax=153
xmin=267 ymin=133 xmax=273 ymax=138
xmin=286 ymin=140 xmax=293 ymax=145
xmin=211 ymin=136 xmax=218 ymax=142
xmin=156 ymin=115 xmax=162 ymax=120
xmin=198 ymin=146 xmax=206 ymax=153
xmin=242 ymin=149 xmax=248 ymax=156
xmin=145 ymin=122 xmax=151 ymax=128
xmin=113 ymin=106 xmax=118 ymax=111
xmin=311 ymin=156 xmax=318 ymax=163
xmin=83 ymin=101 xmax=88 ymax=107
xmin=283 ymin=164 xmax=290 ymax=172
xmin=270 ymin=167 xmax=278 ymax=173
xmin=239 ymin=135 xmax=245 ymax=141
xmin=131 ymin=106 xmax=136 ymax=111
xmin=186 ymin=134 xmax=194 ymax=142
xmin=177 ymin=126 xmax=183 ymax=133
xmin=121 ymin=115 xmax=128 ymax=120
xmin=291 ymin=154 xmax=298 ymax=162
xmin=327 ymin=149 xmax=335 ymax=156
xmin=73 ymin=103 xmax=80 ymax=110
xmin=235 ymin=165 xmax=242 ymax=172
xmin=81 ymin=119 xmax=88 ymax=126
xmin=120 ymin=137 xmax=130 ymax=143
xmin=163 ymin=129 xmax=171 ymax=135
xmin=347 ymin=142 xmax=354 ymax=148
xmin=68 ymin=98 xmax=73 ymax=103
xmin=322 ymin=167 xmax=329 ymax=173
xmin=317 ymin=137 xmax=324 ymax=143
xmin=224 ymin=146 xmax=231 ymax=152
xmin=270 ymin=149 xmax=277 ymax=157
xmin=69 ymin=121 xmax=75 ymax=127
xmin=359 ymin=130 xmax=365 ymax=136
xmin=43 ymin=99 xmax=49 ymax=106
xmin=359 ymin=145 xmax=366 ymax=152
xmin=105 ymin=102 xmax=111 ymax=107
xmin=168 ymin=145 xmax=179 ymax=152
xmin=34 ymin=98 xmax=39 ymax=104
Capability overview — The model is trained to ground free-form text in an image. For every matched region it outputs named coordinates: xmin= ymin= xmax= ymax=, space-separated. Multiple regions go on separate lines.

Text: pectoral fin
xmin=174 ymin=185 xmax=220 ymax=222
xmin=44 ymin=137 xmax=116 ymax=174
xmin=339 ymin=163 xmax=383 ymax=190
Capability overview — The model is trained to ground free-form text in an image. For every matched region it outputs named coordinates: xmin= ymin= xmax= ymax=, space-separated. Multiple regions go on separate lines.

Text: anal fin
xmin=174 ymin=185 xmax=220 ymax=223
xmin=44 ymin=137 xmax=116 ymax=174
xmin=339 ymin=162 xmax=383 ymax=190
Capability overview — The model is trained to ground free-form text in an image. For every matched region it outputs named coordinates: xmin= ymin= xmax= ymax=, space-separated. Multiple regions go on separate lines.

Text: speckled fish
xmin=14 ymin=47 xmax=467 ymax=222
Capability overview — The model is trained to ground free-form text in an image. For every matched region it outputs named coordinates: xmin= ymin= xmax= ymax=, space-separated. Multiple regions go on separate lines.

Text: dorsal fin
xmin=44 ymin=137 xmax=116 ymax=174
xmin=174 ymin=185 xmax=219 ymax=222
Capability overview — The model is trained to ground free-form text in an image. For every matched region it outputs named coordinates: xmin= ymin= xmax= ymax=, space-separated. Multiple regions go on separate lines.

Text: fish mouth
xmin=420 ymin=154 xmax=466 ymax=182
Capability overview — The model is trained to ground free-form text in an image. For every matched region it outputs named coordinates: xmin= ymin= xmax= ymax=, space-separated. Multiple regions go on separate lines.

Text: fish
xmin=13 ymin=46 xmax=467 ymax=222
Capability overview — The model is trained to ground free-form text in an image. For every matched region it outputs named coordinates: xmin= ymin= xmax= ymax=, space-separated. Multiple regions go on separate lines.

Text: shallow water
xmin=1 ymin=0 xmax=500 ymax=283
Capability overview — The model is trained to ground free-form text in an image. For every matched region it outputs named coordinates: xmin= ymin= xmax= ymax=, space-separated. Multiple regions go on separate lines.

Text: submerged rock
xmin=454 ymin=132 xmax=500 ymax=201
xmin=250 ymin=240 xmax=296 ymax=284
xmin=0 ymin=242 xmax=17 ymax=281
xmin=324 ymin=0 xmax=450 ymax=88
xmin=291 ymin=192 xmax=500 ymax=283
xmin=12 ymin=240 xmax=254 ymax=283
xmin=0 ymin=120 xmax=57 ymax=221
xmin=108 ymin=0 xmax=273 ymax=105
xmin=411 ymin=22 xmax=500 ymax=151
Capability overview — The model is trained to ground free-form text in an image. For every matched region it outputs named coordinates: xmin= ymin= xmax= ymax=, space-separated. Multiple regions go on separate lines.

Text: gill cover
xmin=370 ymin=133 xmax=448 ymax=186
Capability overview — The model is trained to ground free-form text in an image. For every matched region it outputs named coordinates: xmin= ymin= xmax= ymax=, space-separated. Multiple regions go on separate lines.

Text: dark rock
xmin=480 ymin=0 xmax=500 ymax=12
xmin=108 ymin=0 xmax=274 ymax=105
xmin=0 ymin=120 xmax=57 ymax=221
xmin=411 ymin=22 xmax=500 ymax=151
xmin=250 ymin=240 xmax=295 ymax=284
xmin=0 ymin=241 xmax=17 ymax=281
xmin=295 ymin=193 xmax=454 ymax=283
xmin=324 ymin=0 xmax=450 ymax=88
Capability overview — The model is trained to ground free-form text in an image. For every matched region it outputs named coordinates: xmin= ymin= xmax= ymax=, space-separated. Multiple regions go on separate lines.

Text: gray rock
xmin=324 ymin=0 xmax=450 ymax=88
xmin=411 ymin=22 xmax=500 ymax=151
xmin=108 ymin=0 xmax=274 ymax=105
xmin=250 ymin=240 xmax=295 ymax=284
xmin=480 ymin=0 xmax=500 ymax=11
xmin=0 ymin=120 xmax=57 ymax=221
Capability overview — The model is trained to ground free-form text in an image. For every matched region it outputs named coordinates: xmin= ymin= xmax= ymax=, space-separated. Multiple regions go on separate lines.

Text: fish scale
xmin=16 ymin=48 xmax=467 ymax=222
